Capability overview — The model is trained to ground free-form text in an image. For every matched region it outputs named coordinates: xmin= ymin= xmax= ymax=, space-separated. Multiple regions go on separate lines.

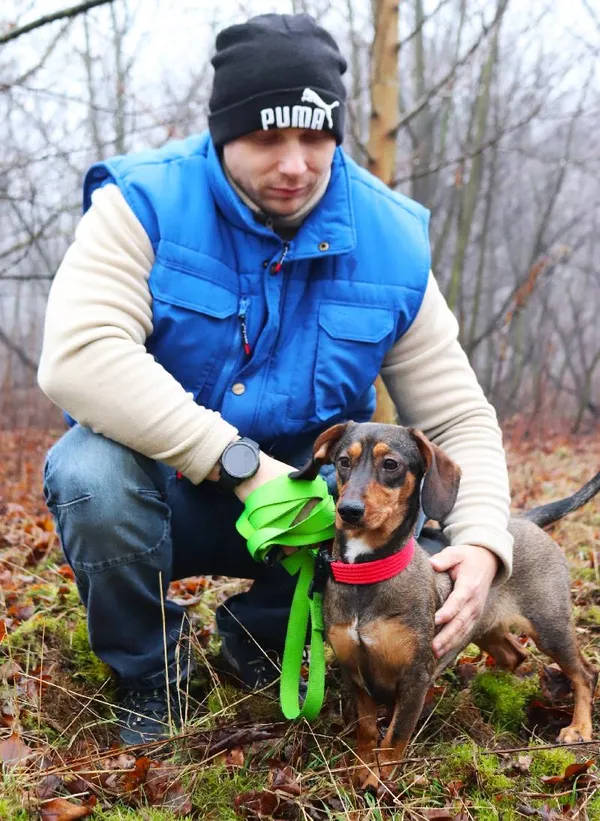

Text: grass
xmin=1 ymin=426 xmax=600 ymax=817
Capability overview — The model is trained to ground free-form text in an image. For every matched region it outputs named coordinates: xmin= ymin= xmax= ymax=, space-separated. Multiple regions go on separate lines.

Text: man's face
xmin=223 ymin=128 xmax=336 ymax=216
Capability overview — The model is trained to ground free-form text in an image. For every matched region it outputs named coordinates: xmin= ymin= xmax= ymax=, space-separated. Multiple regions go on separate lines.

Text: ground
xmin=0 ymin=424 xmax=599 ymax=819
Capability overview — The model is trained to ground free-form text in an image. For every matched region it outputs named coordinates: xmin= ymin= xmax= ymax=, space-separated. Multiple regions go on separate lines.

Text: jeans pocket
xmin=52 ymin=490 xmax=172 ymax=574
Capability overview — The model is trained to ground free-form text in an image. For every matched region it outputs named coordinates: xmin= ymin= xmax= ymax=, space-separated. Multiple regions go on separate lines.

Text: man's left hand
xmin=429 ymin=545 xmax=499 ymax=658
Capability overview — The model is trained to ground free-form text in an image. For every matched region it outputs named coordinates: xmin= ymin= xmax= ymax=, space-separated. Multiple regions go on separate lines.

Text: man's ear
xmin=410 ymin=429 xmax=461 ymax=522
xmin=289 ymin=423 xmax=349 ymax=481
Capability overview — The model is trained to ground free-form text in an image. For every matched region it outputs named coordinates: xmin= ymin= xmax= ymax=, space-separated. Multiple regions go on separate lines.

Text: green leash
xmin=236 ymin=474 xmax=335 ymax=720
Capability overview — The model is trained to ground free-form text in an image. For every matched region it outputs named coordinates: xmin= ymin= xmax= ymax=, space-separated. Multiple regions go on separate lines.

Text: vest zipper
xmin=238 ymin=297 xmax=251 ymax=356
xmin=270 ymin=242 xmax=290 ymax=274
xmin=207 ymin=296 xmax=250 ymax=410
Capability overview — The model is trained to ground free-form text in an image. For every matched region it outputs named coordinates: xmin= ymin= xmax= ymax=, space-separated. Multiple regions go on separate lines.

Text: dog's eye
xmin=338 ymin=456 xmax=351 ymax=469
xmin=382 ymin=458 xmax=399 ymax=470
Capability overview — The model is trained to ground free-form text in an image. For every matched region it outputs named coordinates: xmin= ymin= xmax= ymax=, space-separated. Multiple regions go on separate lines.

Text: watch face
xmin=222 ymin=441 xmax=259 ymax=479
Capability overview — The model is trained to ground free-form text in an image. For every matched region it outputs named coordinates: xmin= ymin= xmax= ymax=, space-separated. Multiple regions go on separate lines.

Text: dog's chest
xmin=324 ymin=606 xmax=425 ymax=702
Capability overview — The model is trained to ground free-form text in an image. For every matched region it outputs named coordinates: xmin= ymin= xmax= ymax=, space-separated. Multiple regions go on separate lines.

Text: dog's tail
xmin=524 ymin=469 xmax=600 ymax=528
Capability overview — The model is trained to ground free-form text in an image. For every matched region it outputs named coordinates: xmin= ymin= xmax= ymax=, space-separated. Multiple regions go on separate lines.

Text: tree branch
xmin=0 ymin=0 xmax=114 ymax=47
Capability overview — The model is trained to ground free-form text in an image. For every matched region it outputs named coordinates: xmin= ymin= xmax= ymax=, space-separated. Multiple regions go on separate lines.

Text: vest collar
xmin=205 ymin=134 xmax=356 ymax=259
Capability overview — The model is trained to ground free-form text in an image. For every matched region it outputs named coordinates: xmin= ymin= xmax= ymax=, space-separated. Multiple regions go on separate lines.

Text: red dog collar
xmin=330 ymin=537 xmax=415 ymax=584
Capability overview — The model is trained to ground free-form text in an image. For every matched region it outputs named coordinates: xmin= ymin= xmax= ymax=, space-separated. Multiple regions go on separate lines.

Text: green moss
xmin=438 ymin=742 xmax=513 ymax=795
xmin=471 ymin=670 xmax=540 ymax=733
xmin=467 ymin=796 xmax=520 ymax=820
xmin=0 ymin=773 xmax=32 ymax=819
xmin=572 ymin=568 xmax=598 ymax=583
xmin=206 ymin=682 xmax=244 ymax=718
xmin=190 ymin=764 xmax=267 ymax=820
xmin=19 ymin=710 xmax=62 ymax=745
xmin=66 ymin=617 xmax=112 ymax=688
xmin=95 ymin=809 xmax=193 ymax=820
xmin=585 ymin=790 xmax=600 ymax=816
xmin=0 ymin=800 xmax=29 ymax=821
xmin=5 ymin=608 xmax=111 ymax=690
xmin=4 ymin=611 xmax=66 ymax=653
xmin=577 ymin=605 xmax=600 ymax=626
xmin=529 ymin=747 xmax=577 ymax=780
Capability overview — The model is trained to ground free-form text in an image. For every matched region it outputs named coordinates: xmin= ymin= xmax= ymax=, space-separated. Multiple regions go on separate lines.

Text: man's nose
xmin=278 ymin=148 xmax=307 ymax=177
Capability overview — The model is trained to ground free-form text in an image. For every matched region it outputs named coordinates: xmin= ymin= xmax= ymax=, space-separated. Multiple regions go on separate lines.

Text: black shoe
xmin=216 ymin=619 xmax=310 ymax=697
xmin=117 ymin=685 xmax=183 ymax=746
xmin=217 ymin=625 xmax=282 ymax=690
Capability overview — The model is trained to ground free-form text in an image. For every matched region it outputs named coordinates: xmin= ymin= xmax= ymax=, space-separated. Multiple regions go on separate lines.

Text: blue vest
xmin=83 ymin=133 xmax=430 ymax=451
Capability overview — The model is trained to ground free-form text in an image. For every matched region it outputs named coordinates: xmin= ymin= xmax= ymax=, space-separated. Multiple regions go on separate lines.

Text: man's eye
xmin=383 ymin=459 xmax=398 ymax=470
xmin=338 ymin=456 xmax=351 ymax=469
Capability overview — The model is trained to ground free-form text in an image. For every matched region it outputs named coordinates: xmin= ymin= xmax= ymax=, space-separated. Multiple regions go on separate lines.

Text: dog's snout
xmin=337 ymin=500 xmax=365 ymax=525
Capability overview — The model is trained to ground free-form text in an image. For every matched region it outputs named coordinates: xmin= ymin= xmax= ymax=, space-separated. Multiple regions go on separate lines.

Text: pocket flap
xmin=152 ymin=266 xmax=238 ymax=318
xmin=318 ymin=303 xmax=394 ymax=343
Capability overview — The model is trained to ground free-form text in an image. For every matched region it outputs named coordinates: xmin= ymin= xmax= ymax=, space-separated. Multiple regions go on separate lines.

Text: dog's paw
xmin=557 ymin=724 xmax=592 ymax=744
xmin=359 ymin=770 xmax=380 ymax=792
xmin=351 ymin=765 xmax=378 ymax=792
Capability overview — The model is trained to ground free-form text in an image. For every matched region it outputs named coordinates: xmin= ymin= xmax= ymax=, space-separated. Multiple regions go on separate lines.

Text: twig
xmin=0 ymin=0 xmax=114 ymax=47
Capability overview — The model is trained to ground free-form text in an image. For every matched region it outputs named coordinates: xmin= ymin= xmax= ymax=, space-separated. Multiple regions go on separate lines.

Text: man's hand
xmin=429 ymin=545 xmax=499 ymax=658
xmin=205 ymin=439 xmax=291 ymax=500
xmin=236 ymin=451 xmax=303 ymax=556
xmin=233 ymin=451 xmax=292 ymax=503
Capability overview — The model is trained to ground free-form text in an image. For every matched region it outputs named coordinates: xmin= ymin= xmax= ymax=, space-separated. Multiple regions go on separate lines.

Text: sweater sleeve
xmin=381 ymin=272 xmax=513 ymax=582
xmin=38 ymin=183 xmax=238 ymax=483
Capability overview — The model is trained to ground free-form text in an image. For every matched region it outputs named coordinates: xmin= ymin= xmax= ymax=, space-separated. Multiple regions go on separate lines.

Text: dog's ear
xmin=410 ymin=429 xmax=461 ymax=522
xmin=289 ymin=423 xmax=349 ymax=481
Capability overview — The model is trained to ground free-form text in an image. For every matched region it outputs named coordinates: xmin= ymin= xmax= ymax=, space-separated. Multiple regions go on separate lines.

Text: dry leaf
xmin=235 ymin=789 xmax=281 ymax=818
xmin=144 ymin=763 xmax=193 ymax=815
xmin=269 ymin=763 xmax=301 ymax=797
xmin=0 ymin=731 xmax=33 ymax=766
xmin=40 ymin=797 xmax=94 ymax=820
xmin=217 ymin=746 xmax=245 ymax=768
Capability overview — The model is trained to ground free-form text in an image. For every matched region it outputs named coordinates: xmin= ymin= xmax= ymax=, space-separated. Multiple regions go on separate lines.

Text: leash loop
xmin=236 ymin=474 xmax=335 ymax=720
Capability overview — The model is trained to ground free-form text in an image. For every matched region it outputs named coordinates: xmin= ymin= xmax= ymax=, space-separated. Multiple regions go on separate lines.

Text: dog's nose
xmin=337 ymin=500 xmax=365 ymax=525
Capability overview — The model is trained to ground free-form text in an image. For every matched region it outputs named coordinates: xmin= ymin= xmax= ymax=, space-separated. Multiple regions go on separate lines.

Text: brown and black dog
xmin=293 ymin=421 xmax=600 ymax=790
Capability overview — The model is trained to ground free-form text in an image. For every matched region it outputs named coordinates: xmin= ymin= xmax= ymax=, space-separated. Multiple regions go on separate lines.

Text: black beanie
xmin=208 ymin=13 xmax=347 ymax=148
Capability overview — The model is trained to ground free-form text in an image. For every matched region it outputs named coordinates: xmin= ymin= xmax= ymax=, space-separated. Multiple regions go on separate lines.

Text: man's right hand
xmin=205 ymin=440 xmax=294 ymax=503
xmin=207 ymin=444 xmax=319 ymax=557
xmin=233 ymin=451 xmax=295 ymax=504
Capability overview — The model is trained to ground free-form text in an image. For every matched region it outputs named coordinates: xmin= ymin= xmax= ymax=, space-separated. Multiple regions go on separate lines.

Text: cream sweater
xmin=38 ymin=183 xmax=513 ymax=578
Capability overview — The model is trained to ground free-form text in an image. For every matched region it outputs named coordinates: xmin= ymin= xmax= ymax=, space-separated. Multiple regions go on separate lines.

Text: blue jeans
xmin=43 ymin=424 xmax=336 ymax=688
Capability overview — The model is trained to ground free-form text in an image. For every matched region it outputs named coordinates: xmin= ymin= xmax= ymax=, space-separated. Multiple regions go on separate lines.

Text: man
xmin=38 ymin=13 xmax=513 ymax=744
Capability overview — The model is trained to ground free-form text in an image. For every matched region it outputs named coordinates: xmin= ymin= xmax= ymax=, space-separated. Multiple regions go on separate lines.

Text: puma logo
xmin=259 ymin=88 xmax=339 ymax=132
xmin=300 ymin=88 xmax=340 ymax=129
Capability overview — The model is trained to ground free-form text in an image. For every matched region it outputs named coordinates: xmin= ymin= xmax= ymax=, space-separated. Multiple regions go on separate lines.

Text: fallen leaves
xmin=540 ymin=759 xmax=595 ymax=786
xmin=0 ymin=731 xmax=34 ymax=766
xmin=0 ymin=426 xmax=599 ymax=819
xmin=40 ymin=796 xmax=95 ymax=820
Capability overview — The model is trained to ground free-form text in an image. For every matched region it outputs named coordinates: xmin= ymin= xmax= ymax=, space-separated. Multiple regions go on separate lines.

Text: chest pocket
xmin=313 ymin=303 xmax=396 ymax=422
xmin=149 ymin=259 xmax=239 ymax=403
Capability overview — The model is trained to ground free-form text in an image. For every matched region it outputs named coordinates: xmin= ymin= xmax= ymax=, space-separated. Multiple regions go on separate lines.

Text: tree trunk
xmin=369 ymin=0 xmax=400 ymax=423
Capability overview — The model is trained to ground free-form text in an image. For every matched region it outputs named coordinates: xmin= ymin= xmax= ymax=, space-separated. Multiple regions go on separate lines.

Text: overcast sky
xmin=6 ymin=0 xmax=596 ymax=85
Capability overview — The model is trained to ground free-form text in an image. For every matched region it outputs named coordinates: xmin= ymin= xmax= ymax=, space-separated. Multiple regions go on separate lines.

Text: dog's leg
xmin=328 ymin=624 xmax=380 ymax=788
xmin=528 ymin=621 xmax=596 ymax=743
xmin=476 ymin=628 xmax=528 ymax=672
xmin=376 ymin=671 xmax=430 ymax=782
xmin=351 ymin=685 xmax=380 ymax=791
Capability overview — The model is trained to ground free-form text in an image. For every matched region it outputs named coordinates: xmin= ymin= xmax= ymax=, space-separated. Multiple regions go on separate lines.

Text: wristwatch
xmin=218 ymin=437 xmax=261 ymax=490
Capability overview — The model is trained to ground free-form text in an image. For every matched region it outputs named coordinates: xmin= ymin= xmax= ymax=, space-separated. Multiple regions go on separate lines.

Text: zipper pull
xmin=270 ymin=242 xmax=290 ymax=275
xmin=238 ymin=297 xmax=251 ymax=356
